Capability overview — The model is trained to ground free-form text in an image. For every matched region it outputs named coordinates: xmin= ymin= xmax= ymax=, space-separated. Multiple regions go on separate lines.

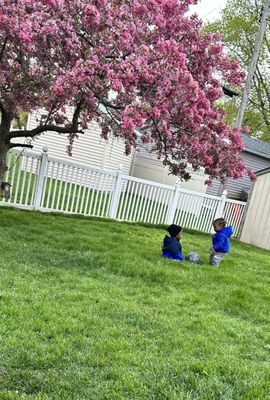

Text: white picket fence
xmin=0 ymin=146 xmax=247 ymax=235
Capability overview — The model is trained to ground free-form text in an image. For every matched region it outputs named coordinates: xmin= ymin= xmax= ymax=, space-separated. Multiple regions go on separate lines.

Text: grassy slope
xmin=0 ymin=207 xmax=270 ymax=400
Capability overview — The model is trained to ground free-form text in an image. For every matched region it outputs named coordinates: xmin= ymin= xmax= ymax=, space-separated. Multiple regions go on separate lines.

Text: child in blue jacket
xmin=162 ymin=224 xmax=185 ymax=261
xmin=209 ymin=218 xmax=233 ymax=267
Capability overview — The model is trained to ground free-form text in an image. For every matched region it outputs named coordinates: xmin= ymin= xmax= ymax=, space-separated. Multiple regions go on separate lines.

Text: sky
xmin=189 ymin=0 xmax=228 ymax=22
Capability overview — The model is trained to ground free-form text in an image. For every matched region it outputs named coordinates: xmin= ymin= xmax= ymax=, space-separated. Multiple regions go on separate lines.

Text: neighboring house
xmin=25 ymin=112 xmax=133 ymax=175
xmin=240 ymin=167 xmax=270 ymax=250
xmin=130 ymin=135 xmax=270 ymax=198
xmin=206 ymin=135 xmax=270 ymax=200
xmin=24 ymin=112 xmax=207 ymax=192
xmin=130 ymin=146 xmax=207 ymax=193
xmin=22 ymin=113 xmax=270 ymax=198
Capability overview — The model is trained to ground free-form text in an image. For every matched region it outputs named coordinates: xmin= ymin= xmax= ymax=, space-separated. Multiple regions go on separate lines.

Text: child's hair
xmin=213 ymin=217 xmax=226 ymax=228
xmin=167 ymin=224 xmax=182 ymax=237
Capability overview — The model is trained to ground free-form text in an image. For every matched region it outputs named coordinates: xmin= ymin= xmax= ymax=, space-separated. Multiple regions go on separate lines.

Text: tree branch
xmin=0 ymin=36 xmax=8 ymax=61
xmin=6 ymin=102 xmax=84 ymax=140
xmin=255 ymin=65 xmax=270 ymax=108
xmin=43 ymin=100 xmax=60 ymax=126
xmin=0 ymin=101 xmax=12 ymax=132
xmin=6 ymin=123 xmax=83 ymax=140
xmin=0 ymin=100 xmax=7 ymax=119
xmin=77 ymin=32 xmax=95 ymax=47
xmin=9 ymin=143 xmax=33 ymax=149
xmin=264 ymin=35 xmax=270 ymax=53
xmin=99 ymin=98 xmax=122 ymax=111
xmin=253 ymin=71 xmax=270 ymax=128
xmin=99 ymin=104 xmax=122 ymax=131
xmin=72 ymin=100 xmax=84 ymax=127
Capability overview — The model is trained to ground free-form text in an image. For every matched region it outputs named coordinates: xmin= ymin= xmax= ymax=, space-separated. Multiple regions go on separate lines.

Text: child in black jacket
xmin=162 ymin=224 xmax=185 ymax=261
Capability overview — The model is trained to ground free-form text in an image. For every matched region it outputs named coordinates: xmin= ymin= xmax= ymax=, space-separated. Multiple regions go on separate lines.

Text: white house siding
xmin=240 ymin=172 xmax=270 ymax=250
xmin=131 ymin=147 xmax=207 ymax=193
xmin=25 ymin=112 xmax=132 ymax=174
xmin=104 ymin=138 xmax=132 ymax=172
xmin=206 ymin=151 xmax=270 ymax=199
xmin=22 ymin=112 xmax=207 ymax=191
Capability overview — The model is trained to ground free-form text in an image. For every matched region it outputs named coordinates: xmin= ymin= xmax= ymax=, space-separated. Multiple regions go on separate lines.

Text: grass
xmin=0 ymin=207 xmax=270 ymax=400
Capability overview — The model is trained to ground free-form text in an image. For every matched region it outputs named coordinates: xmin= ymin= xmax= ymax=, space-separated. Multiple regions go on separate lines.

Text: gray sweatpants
xmin=209 ymin=251 xmax=226 ymax=267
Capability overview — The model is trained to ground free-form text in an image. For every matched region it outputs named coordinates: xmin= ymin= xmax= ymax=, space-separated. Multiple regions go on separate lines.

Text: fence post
xmin=166 ymin=184 xmax=181 ymax=225
xmin=109 ymin=164 xmax=123 ymax=220
xmin=34 ymin=145 xmax=48 ymax=210
xmin=214 ymin=189 xmax=227 ymax=220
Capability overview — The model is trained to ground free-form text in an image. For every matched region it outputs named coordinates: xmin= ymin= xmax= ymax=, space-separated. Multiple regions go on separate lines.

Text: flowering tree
xmin=0 ymin=0 xmax=256 ymax=189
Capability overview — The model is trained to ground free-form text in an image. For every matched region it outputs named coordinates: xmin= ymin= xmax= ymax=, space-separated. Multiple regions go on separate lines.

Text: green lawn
xmin=0 ymin=207 xmax=270 ymax=400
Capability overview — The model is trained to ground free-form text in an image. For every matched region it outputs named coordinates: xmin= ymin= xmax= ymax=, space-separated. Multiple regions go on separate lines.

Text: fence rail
xmin=0 ymin=147 xmax=247 ymax=235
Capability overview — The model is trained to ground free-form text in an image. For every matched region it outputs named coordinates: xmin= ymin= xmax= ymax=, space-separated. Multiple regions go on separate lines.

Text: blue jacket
xmin=212 ymin=226 xmax=233 ymax=253
xmin=162 ymin=235 xmax=185 ymax=261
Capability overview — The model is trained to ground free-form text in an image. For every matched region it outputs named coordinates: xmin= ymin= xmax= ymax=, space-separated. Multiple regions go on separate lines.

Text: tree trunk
xmin=0 ymin=142 xmax=8 ymax=189
xmin=0 ymin=108 xmax=12 ymax=189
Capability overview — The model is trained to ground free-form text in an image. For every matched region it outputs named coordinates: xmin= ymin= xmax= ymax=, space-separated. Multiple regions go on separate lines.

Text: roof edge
xmin=243 ymin=147 xmax=270 ymax=160
xmin=256 ymin=167 xmax=270 ymax=176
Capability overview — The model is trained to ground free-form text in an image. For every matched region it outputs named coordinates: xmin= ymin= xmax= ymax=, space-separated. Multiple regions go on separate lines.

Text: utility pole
xmin=235 ymin=0 xmax=270 ymax=129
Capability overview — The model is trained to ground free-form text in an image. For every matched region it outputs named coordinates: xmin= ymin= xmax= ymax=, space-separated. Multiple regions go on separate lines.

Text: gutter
xmin=243 ymin=147 xmax=270 ymax=160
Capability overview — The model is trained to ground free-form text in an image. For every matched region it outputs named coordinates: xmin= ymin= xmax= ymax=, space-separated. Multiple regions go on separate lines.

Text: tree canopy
xmin=0 ymin=0 xmax=256 ymax=187
xmin=207 ymin=0 xmax=270 ymax=142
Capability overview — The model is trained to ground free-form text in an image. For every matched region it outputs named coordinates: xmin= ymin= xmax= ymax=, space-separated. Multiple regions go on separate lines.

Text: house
xmin=24 ymin=112 xmax=206 ymax=192
xmin=206 ymin=135 xmax=270 ymax=200
xmin=239 ymin=167 xmax=270 ymax=250
xmin=25 ymin=111 xmax=133 ymax=175
xmin=130 ymin=134 xmax=270 ymax=198
xmin=130 ymin=146 xmax=207 ymax=193
xmin=24 ymin=113 xmax=270 ymax=198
